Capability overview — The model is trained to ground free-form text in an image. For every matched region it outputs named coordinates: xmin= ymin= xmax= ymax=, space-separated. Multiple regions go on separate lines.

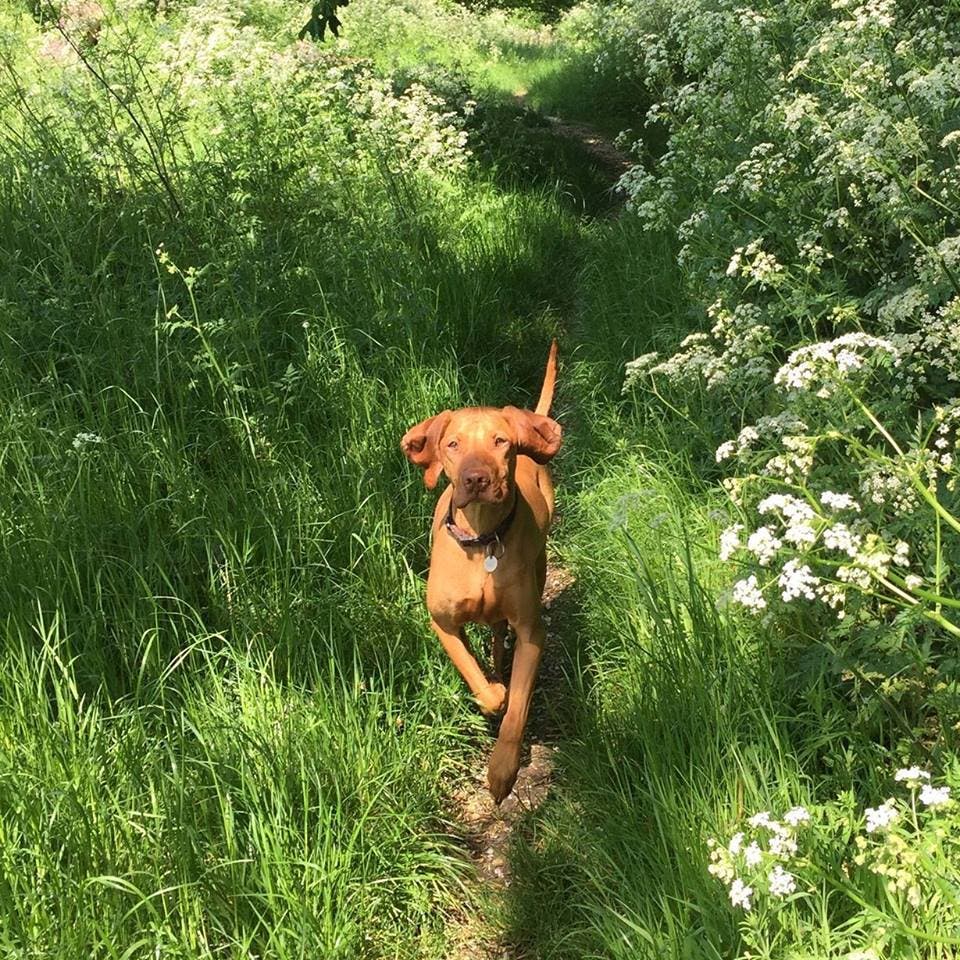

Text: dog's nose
xmin=462 ymin=468 xmax=492 ymax=493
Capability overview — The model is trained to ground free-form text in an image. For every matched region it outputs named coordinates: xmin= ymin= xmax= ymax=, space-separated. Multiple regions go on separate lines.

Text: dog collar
xmin=444 ymin=493 xmax=519 ymax=550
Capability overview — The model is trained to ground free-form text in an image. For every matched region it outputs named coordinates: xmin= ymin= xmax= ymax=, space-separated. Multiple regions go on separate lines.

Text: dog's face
xmin=401 ymin=406 xmax=561 ymax=508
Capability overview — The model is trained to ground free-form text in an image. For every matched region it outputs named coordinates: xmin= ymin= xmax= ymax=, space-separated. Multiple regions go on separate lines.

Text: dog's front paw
xmin=476 ymin=681 xmax=506 ymax=716
xmin=487 ymin=739 xmax=522 ymax=804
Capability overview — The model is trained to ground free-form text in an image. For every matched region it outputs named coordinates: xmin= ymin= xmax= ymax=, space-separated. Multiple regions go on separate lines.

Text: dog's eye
xmin=447 ymin=440 xmax=459 ymax=450
xmin=494 ymin=437 xmax=508 ymax=447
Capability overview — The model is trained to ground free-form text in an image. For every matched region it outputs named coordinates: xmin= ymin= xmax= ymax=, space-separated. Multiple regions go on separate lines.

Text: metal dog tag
xmin=484 ymin=554 xmax=498 ymax=573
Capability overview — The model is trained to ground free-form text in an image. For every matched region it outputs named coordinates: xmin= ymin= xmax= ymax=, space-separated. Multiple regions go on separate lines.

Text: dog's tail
xmin=535 ymin=339 xmax=559 ymax=416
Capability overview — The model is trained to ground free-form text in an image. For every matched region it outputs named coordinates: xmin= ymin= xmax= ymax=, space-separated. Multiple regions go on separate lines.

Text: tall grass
xmin=4 ymin=0 xmax=946 ymax=956
xmin=0 ymin=2 xmax=594 ymax=953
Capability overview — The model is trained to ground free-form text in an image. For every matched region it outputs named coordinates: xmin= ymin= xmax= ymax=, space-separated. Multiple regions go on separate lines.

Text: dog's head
xmin=401 ymin=406 xmax=561 ymax=508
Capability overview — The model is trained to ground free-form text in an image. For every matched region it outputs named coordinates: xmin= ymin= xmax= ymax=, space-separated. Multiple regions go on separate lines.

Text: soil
xmin=443 ymin=564 xmax=576 ymax=960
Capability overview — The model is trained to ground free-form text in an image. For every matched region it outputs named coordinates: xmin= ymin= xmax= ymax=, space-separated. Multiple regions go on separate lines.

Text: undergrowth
xmin=3 ymin=0 xmax=958 ymax=957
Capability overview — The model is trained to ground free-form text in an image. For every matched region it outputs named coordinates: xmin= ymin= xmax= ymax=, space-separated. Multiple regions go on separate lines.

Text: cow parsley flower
xmin=783 ymin=806 xmax=811 ymax=826
xmin=919 ymin=785 xmax=951 ymax=808
xmin=744 ymin=841 xmax=762 ymax=867
xmin=894 ymin=767 xmax=931 ymax=786
xmin=773 ymin=334 xmax=899 ymax=395
xmin=784 ymin=521 xmax=817 ymax=546
xmin=820 ymin=491 xmax=861 ymax=511
xmin=719 ymin=524 xmax=744 ymax=560
xmin=732 ymin=575 xmax=767 ymax=611
xmin=757 ymin=493 xmax=814 ymax=523
xmin=823 ymin=523 xmax=862 ymax=557
xmin=768 ymin=832 xmax=798 ymax=857
xmin=865 ymin=800 xmax=898 ymax=833
xmin=779 ymin=560 xmax=819 ymax=601
xmin=768 ymin=864 xmax=797 ymax=897
xmin=716 ymin=440 xmax=737 ymax=462
xmin=747 ymin=526 xmax=782 ymax=565
xmin=729 ymin=878 xmax=753 ymax=910
xmin=72 ymin=431 xmax=104 ymax=450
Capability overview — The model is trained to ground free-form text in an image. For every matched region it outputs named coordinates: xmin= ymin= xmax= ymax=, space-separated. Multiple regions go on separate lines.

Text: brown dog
xmin=401 ymin=342 xmax=561 ymax=803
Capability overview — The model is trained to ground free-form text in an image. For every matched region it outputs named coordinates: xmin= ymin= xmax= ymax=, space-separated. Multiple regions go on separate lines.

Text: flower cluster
xmin=608 ymin=0 xmax=960 ymax=612
xmin=773 ymin=334 xmax=899 ymax=398
xmin=853 ymin=769 xmax=954 ymax=909
xmin=707 ymin=805 xmax=810 ymax=911
xmin=707 ymin=766 xmax=957 ymax=959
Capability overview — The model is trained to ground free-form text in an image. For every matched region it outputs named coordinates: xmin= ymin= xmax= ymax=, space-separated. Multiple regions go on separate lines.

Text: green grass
xmin=0 ymin=5 xmax=588 ymax=947
xmin=0 ymin=0 xmax=948 ymax=957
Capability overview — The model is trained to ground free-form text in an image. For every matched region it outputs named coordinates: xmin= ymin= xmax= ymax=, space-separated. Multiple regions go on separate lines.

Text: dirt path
xmin=444 ymin=565 xmax=576 ymax=960
xmin=513 ymin=89 xmax=635 ymax=191
xmin=442 ymin=105 xmax=627 ymax=959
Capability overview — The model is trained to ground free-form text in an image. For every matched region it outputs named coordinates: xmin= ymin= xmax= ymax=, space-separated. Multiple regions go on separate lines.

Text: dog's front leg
xmin=430 ymin=618 xmax=507 ymax=716
xmin=487 ymin=613 xmax=545 ymax=803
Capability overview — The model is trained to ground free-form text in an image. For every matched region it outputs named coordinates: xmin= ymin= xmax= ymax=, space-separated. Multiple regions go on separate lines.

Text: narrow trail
xmin=513 ymin=90 xmax=635 ymax=189
xmin=444 ymin=564 xmax=576 ymax=960
xmin=442 ymin=106 xmax=633 ymax=959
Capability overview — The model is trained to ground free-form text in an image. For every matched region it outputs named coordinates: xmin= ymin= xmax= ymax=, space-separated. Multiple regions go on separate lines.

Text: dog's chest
xmin=426 ymin=559 xmax=511 ymax=625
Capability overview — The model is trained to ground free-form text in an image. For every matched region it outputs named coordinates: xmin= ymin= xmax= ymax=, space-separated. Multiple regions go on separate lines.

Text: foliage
xmin=497 ymin=2 xmax=960 ymax=957
xmin=708 ymin=768 xmax=960 ymax=957
xmin=603 ymin=0 xmax=960 ymax=703
xmin=0 ymin=0 xmax=581 ymax=954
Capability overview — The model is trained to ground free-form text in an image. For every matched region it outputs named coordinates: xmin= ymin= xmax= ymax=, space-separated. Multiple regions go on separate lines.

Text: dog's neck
xmin=454 ymin=495 xmax=515 ymax=538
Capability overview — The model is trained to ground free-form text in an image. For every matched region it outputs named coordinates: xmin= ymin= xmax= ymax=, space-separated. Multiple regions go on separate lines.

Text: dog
xmin=401 ymin=341 xmax=561 ymax=802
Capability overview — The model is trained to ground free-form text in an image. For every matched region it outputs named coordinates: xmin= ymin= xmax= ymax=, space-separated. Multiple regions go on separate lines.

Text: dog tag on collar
xmin=483 ymin=554 xmax=499 ymax=573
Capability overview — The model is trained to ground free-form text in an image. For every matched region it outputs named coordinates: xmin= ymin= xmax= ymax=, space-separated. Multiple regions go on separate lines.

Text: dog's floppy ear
xmin=503 ymin=406 xmax=562 ymax=464
xmin=401 ymin=411 xmax=452 ymax=489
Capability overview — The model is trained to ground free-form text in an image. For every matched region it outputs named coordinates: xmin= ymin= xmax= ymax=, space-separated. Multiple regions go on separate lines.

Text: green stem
xmin=848 ymin=393 xmax=960 ymax=536
xmin=821 ymin=872 xmax=960 ymax=946
xmin=923 ymin=607 xmax=960 ymax=640
xmin=911 ymin=477 xmax=960 ymax=538
xmin=850 ymin=394 xmax=904 ymax=457
xmin=885 ymin=570 xmax=960 ymax=610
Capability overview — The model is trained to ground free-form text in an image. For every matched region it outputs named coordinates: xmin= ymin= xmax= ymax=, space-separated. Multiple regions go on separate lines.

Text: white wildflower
xmin=757 ymin=493 xmax=814 ymax=523
xmin=623 ymin=353 xmax=660 ymax=392
xmin=838 ymin=565 xmax=872 ymax=590
xmin=822 ymin=523 xmax=862 ymax=557
xmin=719 ymin=524 xmax=744 ymax=561
xmin=768 ymin=864 xmax=797 ymax=897
xmin=729 ymin=877 xmax=753 ymax=910
xmin=919 ymin=785 xmax=951 ymax=808
xmin=894 ymin=766 xmax=931 ymax=786
xmin=768 ymin=832 xmax=798 ymax=857
xmin=865 ymin=800 xmax=898 ymax=833
xmin=728 ymin=831 xmax=745 ymax=855
xmin=747 ymin=526 xmax=783 ymax=565
xmin=783 ymin=806 xmax=811 ymax=826
xmin=779 ymin=560 xmax=819 ymax=602
xmin=817 ymin=582 xmax=847 ymax=617
xmin=784 ymin=522 xmax=817 ymax=547
xmin=820 ymin=491 xmax=861 ymax=511
xmin=72 ymin=431 xmax=104 ymax=450
xmin=744 ymin=841 xmax=762 ymax=867
xmin=774 ymin=334 xmax=899 ymax=395
xmin=732 ymin=575 xmax=767 ymax=612
xmin=716 ymin=440 xmax=737 ymax=462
